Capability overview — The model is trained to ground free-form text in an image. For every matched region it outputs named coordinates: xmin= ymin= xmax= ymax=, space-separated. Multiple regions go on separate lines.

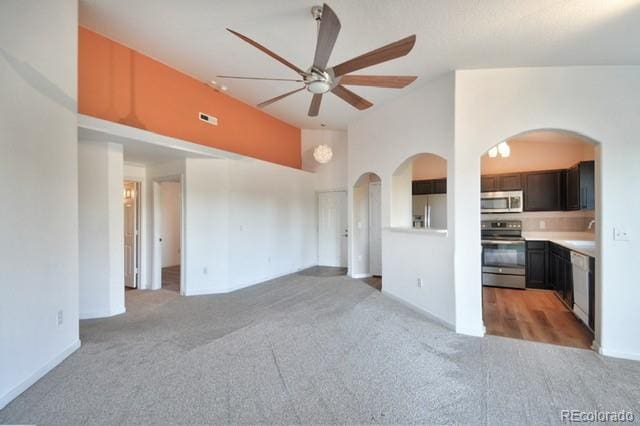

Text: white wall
xmin=78 ymin=141 xmax=125 ymax=319
xmin=0 ymin=0 xmax=79 ymax=408
xmin=348 ymin=73 xmax=456 ymax=327
xmin=159 ymin=182 xmax=181 ymax=267
xmin=301 ymin=129 xmax=348 ymax=191
xmin=184 ymin=157 xmax=317 ymax=296
xmin=454 ymin=67 xmax=640 ymax=359
xmin=183 ymin=159 xmax=229 ymax=295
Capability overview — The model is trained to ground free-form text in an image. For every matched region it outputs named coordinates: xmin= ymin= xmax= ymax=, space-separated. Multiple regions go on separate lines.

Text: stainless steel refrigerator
xmin=412 ymin=194 xmax=447 ymax=229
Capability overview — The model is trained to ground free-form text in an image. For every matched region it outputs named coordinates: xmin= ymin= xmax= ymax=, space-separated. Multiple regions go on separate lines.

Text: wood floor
xmin=361 ymin=276 xmax=382 ymax=291
xmin=483 ymin=287 xmax=594 ymax=349
xmin=162 ymin=265 xmax=181 ymax=292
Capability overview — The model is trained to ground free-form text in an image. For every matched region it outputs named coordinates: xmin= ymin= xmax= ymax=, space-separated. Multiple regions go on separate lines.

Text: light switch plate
xmin=614 ymin=228 xmax=630 ymax=241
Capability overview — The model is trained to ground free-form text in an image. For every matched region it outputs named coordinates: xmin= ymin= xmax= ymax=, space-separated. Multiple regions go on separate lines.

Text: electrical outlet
xmin=614 ymin=228 xmax=630 ymax=241
xmin=268 ymin=257 xmax=272 ymax=263
xmin=539 ymin=220 xmax=546 ymax=230
xmin=417 ymin=278 xmax=423 ymax=288
xmin=203 ymin=267 xmax=208 ymax=275
xmin=57 ymin=310 xmax=63 ymax=326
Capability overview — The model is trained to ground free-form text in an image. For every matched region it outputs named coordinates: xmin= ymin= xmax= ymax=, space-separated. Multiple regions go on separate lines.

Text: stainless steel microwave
xmin=481 ymin=191 xmax=523 ymax=213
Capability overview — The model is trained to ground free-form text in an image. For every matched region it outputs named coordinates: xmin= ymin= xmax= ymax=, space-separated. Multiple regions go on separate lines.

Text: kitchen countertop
xmin=522 ymin=231 xmax=596 ymax=258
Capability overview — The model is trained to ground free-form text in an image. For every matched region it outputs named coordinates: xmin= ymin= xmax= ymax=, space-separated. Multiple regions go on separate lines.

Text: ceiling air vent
xmin=199 ymin=112 xmax=218 ymax=126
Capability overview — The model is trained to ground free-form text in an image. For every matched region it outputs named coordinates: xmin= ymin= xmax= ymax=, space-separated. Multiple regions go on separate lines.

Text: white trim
xmin=350 ymin=273 xmax=372 ymax=279
xmin=78 ymin=115 xmax=243 ymax=160
xmin=0 ymin=339 xmax=81 ymax=409
xmin=184 ymin=264 xmax=317 ymax=296
xmin=597 ymin=346 xmax=640 ymax=362
xmin=79 ymin=306 xmax=125 ymax=320
xmin=382 ymin=290 xmax=456 ymax=331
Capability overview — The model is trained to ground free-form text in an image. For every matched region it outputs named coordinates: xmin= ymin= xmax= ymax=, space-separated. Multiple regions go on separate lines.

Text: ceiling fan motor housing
xmin=305 ymin=67 xmax=333 ymax=94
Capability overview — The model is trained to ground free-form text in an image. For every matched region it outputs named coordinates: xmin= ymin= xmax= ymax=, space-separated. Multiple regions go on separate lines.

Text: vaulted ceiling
xmin=80 ymin=0 xmax=640 ymax=130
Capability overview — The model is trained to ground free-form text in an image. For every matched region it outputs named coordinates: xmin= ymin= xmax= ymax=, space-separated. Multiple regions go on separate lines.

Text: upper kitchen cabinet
xmin=523 ymin=170 xmax=565 ymax=211
xmin=566 ymin=161 xmax=595 ymax=210
xmin=412 ymin=178 xmax=446 ymax=195
xmin=481 ymin=173 xmax=522 ymax=192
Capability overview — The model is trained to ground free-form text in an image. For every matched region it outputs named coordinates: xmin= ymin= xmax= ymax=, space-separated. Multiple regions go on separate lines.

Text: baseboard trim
xmin=184 ymin=264 xmax=318 ymax=296
xmin=597 ymin=346 xmax=640 ymax=362
xmin=381 ymin=290 xmax=456 ymax=331
xmin=0 ymin=339 xmax=81 ymax=410
xmin=79 ymin=305 xmax=126 ymax=320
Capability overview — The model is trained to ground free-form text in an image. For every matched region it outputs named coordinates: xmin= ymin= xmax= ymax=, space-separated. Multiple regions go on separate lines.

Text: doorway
xmin=123 ymin=181 xmax=140 ymax=289
xmin=351 ymin=173 xmax=382 ymax=291
xmin=153 ymin=179 xmax=183 ymax=293
xmin=318 ymin=191 xmax=348 ymax=268
xmin=479 ymin=130 xmax=597 ymax=350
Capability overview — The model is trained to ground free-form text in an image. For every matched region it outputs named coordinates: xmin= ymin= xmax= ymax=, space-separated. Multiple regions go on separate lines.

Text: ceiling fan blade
xmin=217 ymin=75 xmax=304 ymax=82
xmin=332 ymin=35 xmax=416 ymax=77
xmin=339 ymin=75 xmax=417 ymax=88
xmin=257 ymin=87 xmax=305 ymax=108
xmin=331 ymin=85 xmax=373 ymax=110
xmin=308 ymin=94 xmax=323 ymax=117
xmin=226 ymin=28 xmax=305 ymax=75
xmin=313 ymin=3 xmax=341 ymax=70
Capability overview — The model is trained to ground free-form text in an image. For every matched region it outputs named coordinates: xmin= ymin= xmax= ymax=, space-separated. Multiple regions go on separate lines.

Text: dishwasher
xmin=571 ymin=251 xmax=590 ymax=328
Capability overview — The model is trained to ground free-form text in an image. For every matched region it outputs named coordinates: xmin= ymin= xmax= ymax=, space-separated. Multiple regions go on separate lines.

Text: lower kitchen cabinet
xmin=526 ymin=241 xmax=549 ymax=289
xmin=549 ymin=243 xmax=573 ymax=308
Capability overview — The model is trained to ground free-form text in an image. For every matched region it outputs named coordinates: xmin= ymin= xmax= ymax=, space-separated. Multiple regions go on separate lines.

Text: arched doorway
xmin=479 ymin=129 xmax=600 ymax=350
xmin=351 ymin=172 xmax=382 ymax=290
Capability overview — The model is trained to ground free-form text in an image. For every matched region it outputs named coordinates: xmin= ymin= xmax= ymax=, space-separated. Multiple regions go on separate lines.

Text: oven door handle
xmin=481 ymin=240 xmax=524 ymax=245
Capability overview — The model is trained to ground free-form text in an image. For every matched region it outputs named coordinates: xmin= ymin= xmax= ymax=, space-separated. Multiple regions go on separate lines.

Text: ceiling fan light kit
xmin=219 ymin=3 xmax=418 ymax=117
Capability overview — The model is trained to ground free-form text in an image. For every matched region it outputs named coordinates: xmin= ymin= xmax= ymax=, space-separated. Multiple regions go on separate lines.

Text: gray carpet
xmin=1 ymin=269 xmax=639 ymax=425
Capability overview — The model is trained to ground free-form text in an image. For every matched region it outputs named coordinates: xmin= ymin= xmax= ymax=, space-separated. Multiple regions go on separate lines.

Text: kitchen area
xmin=478 ymin=131 xmax=597 ymax=349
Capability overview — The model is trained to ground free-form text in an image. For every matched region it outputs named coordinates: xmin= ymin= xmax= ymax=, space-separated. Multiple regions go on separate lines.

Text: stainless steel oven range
xmin=481 ymin=220 xmax=525 ymax=289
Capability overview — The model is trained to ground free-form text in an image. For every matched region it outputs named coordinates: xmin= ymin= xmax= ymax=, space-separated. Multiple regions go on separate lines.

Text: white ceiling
xmin=79 ymin=0 xmax=640 ymax=130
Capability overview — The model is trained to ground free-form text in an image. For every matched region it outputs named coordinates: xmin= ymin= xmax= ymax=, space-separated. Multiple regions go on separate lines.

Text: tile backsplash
xmin=483 ymin=210 xmax=595 ymax=232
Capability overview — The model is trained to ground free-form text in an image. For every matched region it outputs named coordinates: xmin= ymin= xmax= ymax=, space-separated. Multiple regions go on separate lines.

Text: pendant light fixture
xmin=313 ymin=144 xmax=333 ymax=164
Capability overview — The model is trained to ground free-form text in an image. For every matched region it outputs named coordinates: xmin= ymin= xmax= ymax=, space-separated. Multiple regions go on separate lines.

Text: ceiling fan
xmin=218 ymin=3 xmax=417 ymax=117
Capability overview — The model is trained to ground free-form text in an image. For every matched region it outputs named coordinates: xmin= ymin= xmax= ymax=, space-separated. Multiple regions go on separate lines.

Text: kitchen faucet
xmin=588 ymin=219 xmax=596 ymax=230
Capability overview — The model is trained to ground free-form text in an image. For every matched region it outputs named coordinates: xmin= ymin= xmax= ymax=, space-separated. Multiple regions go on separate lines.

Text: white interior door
xmin=318 ymin=191 xmax=348 ymax=267
xmin=369 ymin=182 xmax=382 ymax=276
xmin=123 ymin=181 xmax=138 ymax=288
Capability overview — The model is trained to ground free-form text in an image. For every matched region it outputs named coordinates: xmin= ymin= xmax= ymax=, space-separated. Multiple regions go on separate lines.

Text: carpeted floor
xmin=1 ymin=269 xmax=639 ymax=425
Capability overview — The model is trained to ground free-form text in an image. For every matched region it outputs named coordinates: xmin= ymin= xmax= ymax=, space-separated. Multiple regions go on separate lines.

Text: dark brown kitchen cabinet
xmin=480 ymin=173 xmax=521 ymax=192
xmin=526 ymin=241 xmax=549 ymax=289
xmin=412 ymin=178 xmax=446 ymax=195
xmin=498 ymin=174 xmax=522 ymax=191
xmin=481 ymin=176 xmax=498 ymax=192
xmin=432 ymin=178 xmax=447 ymax=194
xmin=549 ymin=243 xmax=573 ymax=308
xmin=566 ymin=161 xmax=595 ymax=211
xmin=523 ymin=170 xmax=565 ymax=211
xmin=412 ymin=180 xmax=431 ymax=195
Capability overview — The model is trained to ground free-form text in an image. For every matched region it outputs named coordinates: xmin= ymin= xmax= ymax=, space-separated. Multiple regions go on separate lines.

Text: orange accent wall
xmin=78 ymin=27 xmax=301 ymax=169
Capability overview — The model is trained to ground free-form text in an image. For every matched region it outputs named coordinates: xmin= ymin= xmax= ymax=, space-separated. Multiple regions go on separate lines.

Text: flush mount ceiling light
xmin=487 ymin=141 xmax=510 ymax=158
xmin=313 ymin=144 xmax=333 ymax=164
xmin=498 ymin=141 xmax=510 ymax=157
